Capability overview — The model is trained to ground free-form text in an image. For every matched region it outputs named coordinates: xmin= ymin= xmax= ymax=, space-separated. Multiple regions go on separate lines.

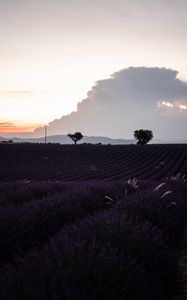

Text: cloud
xmin=0 ymin=90 xmax=34 ymax=97
xmin=34 ymin=67 xmax=187 ymax=140
xmin=0 ymin=122 xmax=16 ymax=128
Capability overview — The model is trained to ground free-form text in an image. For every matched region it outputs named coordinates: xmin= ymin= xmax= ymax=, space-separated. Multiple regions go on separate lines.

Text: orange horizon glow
xmin=0 ymin=121 xmax=44 ymax=133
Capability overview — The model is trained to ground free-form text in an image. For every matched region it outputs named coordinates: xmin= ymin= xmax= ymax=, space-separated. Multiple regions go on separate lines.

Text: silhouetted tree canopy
xmin=134 ymin=129 xmax=153 ymax=145
xmin=67 ymin=132 xmax=83 ymax=144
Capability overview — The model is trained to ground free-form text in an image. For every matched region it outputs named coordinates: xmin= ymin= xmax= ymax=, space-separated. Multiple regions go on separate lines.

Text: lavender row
xmin=0 ymin=180 xmax=142 ymax=261
xmin=0 ymin=144 xmax=186 ymax=181
xmin=0 ymin=177 xmax=186 ymax=299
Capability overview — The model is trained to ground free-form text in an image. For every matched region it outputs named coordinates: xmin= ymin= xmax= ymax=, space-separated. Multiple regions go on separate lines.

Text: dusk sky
xmin=0 ymin=0 xmax=187 ymax=139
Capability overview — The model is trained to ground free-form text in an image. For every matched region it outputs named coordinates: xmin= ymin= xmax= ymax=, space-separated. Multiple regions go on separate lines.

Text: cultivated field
xmin=0 ymin=143 xmax=187 ymax=181
xmin=0 ymin=143 xmax=187 ymax=300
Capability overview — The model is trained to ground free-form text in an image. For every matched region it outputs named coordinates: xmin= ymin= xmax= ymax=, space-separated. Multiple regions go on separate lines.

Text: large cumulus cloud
xmin=34 ymin=67 xmax=187 ymax=140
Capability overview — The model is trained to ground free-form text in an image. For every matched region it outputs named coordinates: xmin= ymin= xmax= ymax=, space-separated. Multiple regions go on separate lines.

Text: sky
xmin=0 ymin=0 xmax=187 ymax=139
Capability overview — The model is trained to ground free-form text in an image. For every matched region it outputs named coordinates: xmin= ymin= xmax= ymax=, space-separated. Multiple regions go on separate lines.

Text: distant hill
xmin=0 ymin=135 xmax=135 ymax=145
xmin=0 ymin=135 xmax=186 ymax=144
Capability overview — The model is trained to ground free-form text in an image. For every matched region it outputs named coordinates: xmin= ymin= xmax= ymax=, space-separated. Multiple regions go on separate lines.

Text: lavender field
xmin=0 ymin=143 xmax=187 ymax=299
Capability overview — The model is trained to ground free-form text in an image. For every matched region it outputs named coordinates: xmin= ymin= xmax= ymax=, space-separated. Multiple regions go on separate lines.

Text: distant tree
xmin=67 ymin=132 xmax=83 ymax=144
xmin=1 ymin=140 xmax=13 ymax=144
xmin=134 ymin=129 xmax=153 ymax=145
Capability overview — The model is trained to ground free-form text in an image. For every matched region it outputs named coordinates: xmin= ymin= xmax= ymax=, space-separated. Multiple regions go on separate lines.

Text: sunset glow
xmin=158 ymin=101 xmax=174 ymax=108
xmin=179 ymin=104 xmax=187 ymax=110
xmin=157 ymin=100 xmax=187 ymax=112
xmin=0 ymin=120 xmax=44 ymax=133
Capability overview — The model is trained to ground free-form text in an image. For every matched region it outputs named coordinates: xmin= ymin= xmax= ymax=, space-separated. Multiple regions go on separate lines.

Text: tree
xmin=134 ymin=129 xmax=153 ymax=145
xmin=67 ymin=132 xmax=83 ymax=144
